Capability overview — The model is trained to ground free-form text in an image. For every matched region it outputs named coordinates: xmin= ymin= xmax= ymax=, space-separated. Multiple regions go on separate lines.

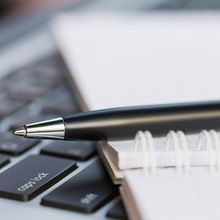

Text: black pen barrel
xmin=63 ymin=101 xmax=220 ymax=140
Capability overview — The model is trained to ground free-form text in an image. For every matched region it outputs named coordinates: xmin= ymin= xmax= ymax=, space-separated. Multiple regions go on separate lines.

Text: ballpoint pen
xmin=13 ymin=101 xmax=220 ymax=141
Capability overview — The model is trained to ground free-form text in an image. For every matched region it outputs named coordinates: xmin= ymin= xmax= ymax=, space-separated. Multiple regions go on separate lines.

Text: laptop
xmin=0 ymin=1 xmax=220 ymax=220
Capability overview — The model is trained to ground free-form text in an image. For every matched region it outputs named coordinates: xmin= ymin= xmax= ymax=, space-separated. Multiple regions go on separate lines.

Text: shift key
xmin=41 ymin=159 xmax=118 ymax=213
xmin=0 ymin=155 xmax=77 ymax=201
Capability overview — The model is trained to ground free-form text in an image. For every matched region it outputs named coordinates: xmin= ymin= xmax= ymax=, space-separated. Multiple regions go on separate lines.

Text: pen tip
xmin=13 ymin=127 xmax=27 ymax=137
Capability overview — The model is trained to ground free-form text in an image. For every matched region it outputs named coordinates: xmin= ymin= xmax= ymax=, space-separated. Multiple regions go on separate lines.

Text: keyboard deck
xmin=0 ymin=53 xmax=127 ymax=220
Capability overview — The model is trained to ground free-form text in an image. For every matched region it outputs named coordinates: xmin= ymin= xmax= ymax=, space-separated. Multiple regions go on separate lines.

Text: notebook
xmin=119 ymin=128 xmax=220 ymax=220
xmin=52 ymin=13 xmax=220 ymax=183
xmin=52 ymin=14 xmax=220 ymax=219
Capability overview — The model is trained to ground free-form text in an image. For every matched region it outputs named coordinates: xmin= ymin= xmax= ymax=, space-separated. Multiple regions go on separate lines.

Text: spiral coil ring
xmin=133 ymin=129 xmax=220 ymax=174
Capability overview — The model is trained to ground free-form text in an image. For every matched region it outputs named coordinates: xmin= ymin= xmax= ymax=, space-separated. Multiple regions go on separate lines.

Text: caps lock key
xmin=0 ymin=155 xmax=77 ymax=201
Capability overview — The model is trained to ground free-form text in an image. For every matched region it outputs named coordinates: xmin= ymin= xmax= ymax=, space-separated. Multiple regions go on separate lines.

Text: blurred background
xmin=1 ymin=0 xmax=220 ymax=75
xmin=1 ymin=0 xmax=220 ymax=49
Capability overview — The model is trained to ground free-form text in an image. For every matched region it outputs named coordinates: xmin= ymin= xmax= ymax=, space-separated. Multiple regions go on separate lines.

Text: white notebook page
xmin=52 ymin=13 xmax=220 ymax=110
xmin=122 ymin=171 xmax=220 ymax=220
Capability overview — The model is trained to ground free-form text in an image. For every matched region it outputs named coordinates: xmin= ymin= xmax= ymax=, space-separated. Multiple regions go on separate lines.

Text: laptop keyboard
xmin=0 ymin=53 xmax=126 ymax=220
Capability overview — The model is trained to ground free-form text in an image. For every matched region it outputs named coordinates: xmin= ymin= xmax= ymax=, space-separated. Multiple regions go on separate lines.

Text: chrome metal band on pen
xmin=14 ymin=117 xmax=65 ymax=140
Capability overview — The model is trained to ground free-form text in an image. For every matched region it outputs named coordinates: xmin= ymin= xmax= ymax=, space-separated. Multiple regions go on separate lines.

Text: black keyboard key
xmin=106 ymin=200 xmax=128 ymax=220
xmin=0 ymin=134 xmax=39 ymax=156
xmin=0 ymin=96 xmax=26 ymax=118
xmin=9 ymin=84 xmax=49 ymax=102
xmin=41 ymin=160 xmax=118 ymax=213
xmin=41 ymin=141 xmax=96 ymax=161
xmin=0 ymin=155 xmax=77 ymax=201
xmin=0 ymin=155 xmax=10 ymax=169
xmin=1 ymin=71 xmax=32 ymax=94
xmin=8 ymin=65 xmax=61 ymax=90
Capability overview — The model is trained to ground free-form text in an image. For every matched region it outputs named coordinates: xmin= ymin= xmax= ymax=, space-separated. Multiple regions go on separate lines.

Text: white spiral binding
xmin=166 ymin=130 xmax=189 ymax=174
xmin=197 ymin=130 xmax=220 ymax=173
xmin=133 ymin=129 xmax=220 ymax=174
xmin=134 ymin=131 xmax=156 ymax=174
